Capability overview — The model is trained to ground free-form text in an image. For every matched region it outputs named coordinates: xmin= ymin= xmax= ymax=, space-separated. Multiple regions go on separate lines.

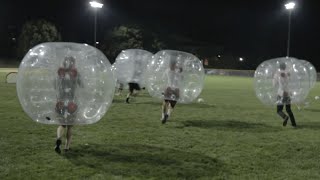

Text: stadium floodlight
xmin=89 ymin=1 xmax=104 ymax=47
xmin=284 ymin=2 xmax=296 ymax=57
xmin=285 ymin=2 xmax=295 ymax=10
xmin=90 ymin=1 xmax=103 ymax=8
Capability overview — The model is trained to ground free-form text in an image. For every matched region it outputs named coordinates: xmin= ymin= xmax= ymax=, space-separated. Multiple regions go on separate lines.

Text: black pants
xmin=128 ymin=83 xmax=141 ymax=93
xmin=277 ymin=104 xmax=296 ymax=126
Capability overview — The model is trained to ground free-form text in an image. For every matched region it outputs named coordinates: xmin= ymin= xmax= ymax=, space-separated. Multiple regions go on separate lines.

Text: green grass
xmin=0 ymin=71 xmax=320 ymax=179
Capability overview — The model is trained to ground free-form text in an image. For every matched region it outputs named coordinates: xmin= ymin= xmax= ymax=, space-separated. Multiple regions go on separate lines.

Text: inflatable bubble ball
xmin=145 ymin=50 xmax=205 ymax=103
xmin=17 ymin=42 xmax=115 ymax=125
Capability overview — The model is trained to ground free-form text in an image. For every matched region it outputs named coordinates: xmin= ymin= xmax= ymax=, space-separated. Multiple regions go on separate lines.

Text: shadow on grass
xmin=135 ymin=101 xmax=161 ymax=106
xmin=304 ymin=108 xmax=320 ymax=113
xmin=112 ymin=98 xmax=126 ymax=103
xmin=133 ymin=93 xmax=150 ymax=98
xmin=181 ymin=103 xmax=216 ymax=109
xmin=299 ymin=122 xmax=320 ymax=130
xmin=64 ymin=143 xmax=226 ymax=179
xmin=181 ymin=119 xmax=281 ymax=133
xmin=125 ymin=101 xmax=216 ymax=108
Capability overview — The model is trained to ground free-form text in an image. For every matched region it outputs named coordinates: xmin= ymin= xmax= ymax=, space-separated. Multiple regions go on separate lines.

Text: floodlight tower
xmin=89 ymin=1 xmax=103 ymax=47
xmin=284 ymin=2 xmax=296 ymax=57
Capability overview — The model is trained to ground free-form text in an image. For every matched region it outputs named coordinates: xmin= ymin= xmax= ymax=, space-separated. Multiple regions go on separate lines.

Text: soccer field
xmin=0 ymin=71 xmax=320 ymax=179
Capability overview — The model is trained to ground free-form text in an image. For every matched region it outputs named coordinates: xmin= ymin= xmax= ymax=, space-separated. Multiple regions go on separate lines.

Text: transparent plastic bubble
xmin=113 ymin=49 xmax=153 ymax=87
xmin=296 ymin=100 xmax=310 ymax=111
xmin=110 ymin=63 xmax=116 ymax=80
xmin=111 ymin=62 xmax=127 ymax=91
xmin=254 ymin=57 xmax=310 ymax=106
xmin=145 ymin=50 xmax=205 ymax=103
xmin=300 ymin=60 xmax=317 ymax=89
xmin=110 ymin=63 xmax=118 ymax=85
xmin=17 ymin=42 xmax=115 ymax=125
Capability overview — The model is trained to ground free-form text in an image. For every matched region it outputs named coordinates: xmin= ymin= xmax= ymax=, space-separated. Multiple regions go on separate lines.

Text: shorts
xmin=61 ymin=125 xmax=73 ymax=128
xmin=277 ymin=95 xmax=291 ymax=105
xmin=129 ymin=83 xmax=141 ymax=92
xmin=164 ymin=87 xmax=180 ymax=101
xmin=55 ymin=100 xmax=77 ymax=125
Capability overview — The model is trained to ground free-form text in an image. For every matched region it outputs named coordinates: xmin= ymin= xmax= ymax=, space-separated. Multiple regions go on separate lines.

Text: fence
xmin=205 ymin=69 xmax=320 ymax=81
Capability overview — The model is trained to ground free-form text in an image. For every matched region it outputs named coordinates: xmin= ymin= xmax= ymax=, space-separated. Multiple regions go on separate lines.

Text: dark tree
xmin=102 ymin=25 xmax=143 ymax=62
xmin=17 ymin=19 xmax=61 ymax=58
xmin=101 ymin=24 xmax=166 ymax=63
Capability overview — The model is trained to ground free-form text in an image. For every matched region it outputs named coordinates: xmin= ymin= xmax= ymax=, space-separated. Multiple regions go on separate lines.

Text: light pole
xmin=285 ymin=2 xmax=295 ymax=57
xmin=89 ymin=1 xmax=103 ymax=47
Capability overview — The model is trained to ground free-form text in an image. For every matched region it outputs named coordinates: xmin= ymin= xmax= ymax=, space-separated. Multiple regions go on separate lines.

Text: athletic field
xmin=0 ymin=69 xmax=320 ymax=179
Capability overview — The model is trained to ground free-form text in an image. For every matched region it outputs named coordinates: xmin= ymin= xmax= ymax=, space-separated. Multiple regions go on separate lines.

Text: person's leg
xmin=132 ymin=83 xmax=141 ymax=97
xmin=161 ymin=100 xmax=170 ymax=124
xmin=65 ymin=125 xmax=73 ymax=151
xmin=126 ymin=91 xmax=132 ymax=103
xmin=166 ymin=88 xmax=178 ymax=119
xmin=285 ymin=104 xmax=296 ymax=127
xmin=161 ymin=100 xmax=167 ymax=119
xmin=126 ymin=83 xmax=134 ymax=103
xmin=277 ymin=104 xmax=289 ymax=126
xmin=162 ymin=87 xmax=172 ymax=123
xmin=168 ymin=100 xmax=177 ymax=118
xmin=55 ymin=125 xmax=65 ymax=153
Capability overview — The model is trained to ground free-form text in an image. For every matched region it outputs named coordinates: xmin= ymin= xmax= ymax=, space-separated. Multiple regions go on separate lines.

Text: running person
xmin=125 ymin=60 xmax=144 ymax=103
xmin=54 ymin=56 xmax=82 ymax=153
xmin=125 ymin=82 xmax=141 ymax=103
xmin=161 ymin=59 xmax=183 ymax=124
xmin=273 ymin=62 xmax=296 ymax=127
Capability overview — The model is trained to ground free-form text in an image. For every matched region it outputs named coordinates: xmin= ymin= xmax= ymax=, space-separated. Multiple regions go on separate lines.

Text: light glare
xmin=285 ymin=2 xmax=295 ymax=10
xmin=90 ymin=1 xmax=103 ymax=8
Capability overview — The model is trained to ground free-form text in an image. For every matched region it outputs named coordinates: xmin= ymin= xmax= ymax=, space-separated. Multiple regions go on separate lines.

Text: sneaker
xmin=283 ymin=117 xmax=289 ymax=127
xmin=125 ymin=98 xmax=129 ymax=104
xmin=162 ymin=114 xmax=169 ymax=124
xmin=292 ymin=123 xmax=297 ymax=128
xmin=55 ymin=139 xmax=62 ymax=154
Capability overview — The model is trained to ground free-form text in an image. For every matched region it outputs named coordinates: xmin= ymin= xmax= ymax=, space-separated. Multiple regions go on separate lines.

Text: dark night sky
xmin=1 ymin=0 xmax=320 ymax=68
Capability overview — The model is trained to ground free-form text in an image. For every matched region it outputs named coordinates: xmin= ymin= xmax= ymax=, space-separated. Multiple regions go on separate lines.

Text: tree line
xmin=12 ymin=19 xmax=255 ymax=69
xmin=15 ymin=19 xmax=166 ymax=64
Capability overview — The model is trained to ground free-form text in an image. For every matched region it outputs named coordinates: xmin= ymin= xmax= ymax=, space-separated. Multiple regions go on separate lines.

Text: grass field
xmin=0 ymin=70 xmax=320 ymax=179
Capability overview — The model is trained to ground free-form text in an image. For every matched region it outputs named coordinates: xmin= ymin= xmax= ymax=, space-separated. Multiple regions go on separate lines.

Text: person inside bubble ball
xmin=125 ymin=82 xmax=141 ymax=103
xmin=125 ymin=61 xmax=145 ymax=103
xmin=161 ymin=58 xmax=183 ymax=124
xmin=272 ymin=62 xmax=296 ymax=127
xmin=54 ymin=56 xmax=83 ymax=153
